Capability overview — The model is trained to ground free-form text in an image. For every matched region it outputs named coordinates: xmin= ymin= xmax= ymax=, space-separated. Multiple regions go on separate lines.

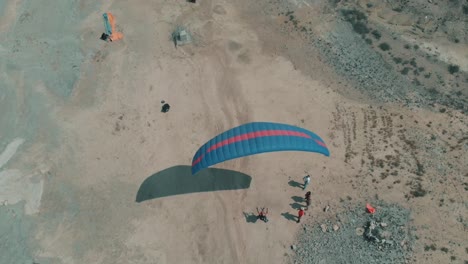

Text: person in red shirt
xmin=297 ymin=207 xmax=305 ymax=223
xmin=257 ymin=207 xmax=269 ymax=223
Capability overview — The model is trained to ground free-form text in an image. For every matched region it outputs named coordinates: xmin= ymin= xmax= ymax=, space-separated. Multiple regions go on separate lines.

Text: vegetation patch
xmin=410 ymin=181 xmax=427 ymax=197
xmin=401 ymin=67 xmax=410 ymax=75
xmin=448 ymin=64 xmax=459 ymax=74
xmin=393 ymin=57 xmax=402 ymax=64
xmin=378 ymin=43 xmax=391 ymax=51
xmin=371 ymin=30 xmax=381 ymax=40
xmin=341 ymin=9 xmax=370 ymax=35
xmin=424 ymin=244 xmax=437 ymax=251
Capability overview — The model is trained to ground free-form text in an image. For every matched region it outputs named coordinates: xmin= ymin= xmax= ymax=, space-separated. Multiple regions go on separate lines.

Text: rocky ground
xmin=235 ymin=0 xmax=467 ymax=263
xmin=241 ymin=0 xmax=468 ymax=112
xmin=291 ymin=201 xmax=414 ymax=264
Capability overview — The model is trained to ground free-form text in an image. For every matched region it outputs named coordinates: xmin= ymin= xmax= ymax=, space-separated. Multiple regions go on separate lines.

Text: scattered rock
xmin=291 ymin=245 xmax=297 ymax=250
xmin=381 ymin=231 xmax=392 ymax=239
xmin=381 ymin=222 xmax=388 ymax=227
xmin=321 ymin=224 xmax=328 ymax=233
xmin=356 ymin=227 xmax=365 ymax=236
xmin=324 ymin=205 xmax=330 ymax=212
xmin=293 ymin=199 xmax=413 ymax=263
xmin=333 ymin=224 xmax=340 ymax=231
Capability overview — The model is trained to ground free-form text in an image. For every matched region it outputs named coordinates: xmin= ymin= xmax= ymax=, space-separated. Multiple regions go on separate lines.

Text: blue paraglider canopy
xmin=191 ymin=122 xmax=329 ymax=174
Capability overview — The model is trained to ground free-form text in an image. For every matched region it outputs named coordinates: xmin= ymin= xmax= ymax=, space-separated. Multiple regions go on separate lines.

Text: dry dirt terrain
xmin=1 ymin=0 xmax=467 ymax=264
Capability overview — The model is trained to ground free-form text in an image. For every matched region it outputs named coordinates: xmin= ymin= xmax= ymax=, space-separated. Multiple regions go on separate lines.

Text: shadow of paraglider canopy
xmin=135 ymin=165 xmax=252 ymax=202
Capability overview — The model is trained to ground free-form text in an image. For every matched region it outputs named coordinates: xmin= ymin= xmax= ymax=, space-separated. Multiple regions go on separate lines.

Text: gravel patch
xmin=291 ymin=201 xmax=414 ymax=264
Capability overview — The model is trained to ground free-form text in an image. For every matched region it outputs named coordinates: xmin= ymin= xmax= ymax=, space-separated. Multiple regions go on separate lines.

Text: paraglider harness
xmin=257 ymin=207 xmax=269 ymax=223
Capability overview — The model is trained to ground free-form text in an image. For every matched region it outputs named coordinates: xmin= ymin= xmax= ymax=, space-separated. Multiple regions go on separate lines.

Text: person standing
xmin=297 ymin=207 xmax=305 ymax=223
xmin=303 ymin=175 xmax=311 ymax=190
xmin=305 ymin=191 xmax=311 ymax=210
xmin=257 ymin=207 xmax=269 ymax=223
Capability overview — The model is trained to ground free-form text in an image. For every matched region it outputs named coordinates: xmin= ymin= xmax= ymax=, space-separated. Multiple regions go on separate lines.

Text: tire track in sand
xmin=205 ymin=0 xmax=251 ymax=261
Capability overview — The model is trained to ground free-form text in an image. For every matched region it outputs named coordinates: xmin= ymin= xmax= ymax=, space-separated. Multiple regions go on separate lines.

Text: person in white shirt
xmin=303 ymin=175 xmax=311 ymax=190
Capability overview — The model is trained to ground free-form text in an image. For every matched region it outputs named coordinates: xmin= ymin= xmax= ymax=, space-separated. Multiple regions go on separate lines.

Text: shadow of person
xmin=281 ymin=212 xmax=297 ymax=222
xmin=136 ymin=165 xmax=252 ymax=202
xmin=290 ymin=202 xmax=303 ymax=210
xmin=243 ymin=212 xmax=258 ymax=223
xmin=288 ymin=180 xmax=303 ymax=189
xmin=291 ymin=196 xmax=304 ymax=203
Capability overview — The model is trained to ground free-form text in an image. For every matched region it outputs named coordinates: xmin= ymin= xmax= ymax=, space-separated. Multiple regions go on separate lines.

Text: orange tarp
xmin=104 ymin=12 xmax=123 ymax=42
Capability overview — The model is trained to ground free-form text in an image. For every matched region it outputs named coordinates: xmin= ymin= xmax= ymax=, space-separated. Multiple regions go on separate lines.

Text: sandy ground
xmin=53 ymin=2 xmax=337 ymax=262
xmin=1 ymin=0 xmax=467 ymax=264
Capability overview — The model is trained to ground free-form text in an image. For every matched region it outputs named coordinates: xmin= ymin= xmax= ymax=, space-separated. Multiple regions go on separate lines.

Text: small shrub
xmin=393 ymin=57 xmax=403 ymax=64
xmin=401 ymin=67 xmax=410 ymax=75
xmin=427 ymin=88 xmax=438 ymax=96
xmin=448 ymin=64 xmax=459 ymax=74
xmin=424 ymin=73 xmax=431 ymax=78
xmin=413 ymin=44 xmax=419 ymax=50
xmin=411 ymin=188 xmax=427 ymax=197
xmin=341 ymin=9 xmax=367 ymax=21
xmin=379 ymin=42 xmax=391 ymax=51
xmin=371 ymin=30 xmax=381 ymax=40
xmin=410 ymin=59 xmax=417 ymax=67
xmin=440 ymin=247 xmax=449 ymax=253
xmin=411 ymin=181 xmax=427 ymax=197
xmin=404 ymin=44 xmax=411 ymax=49
xmin=463 ymin=5 xmax=468 ymax=15
xmin=353 ymin=22 xmax=370 ymax=34
xmin=424 ymin=244 xmax=437 ymax=251
xmin=365 ymin=38 xmax=373 ymax=44
xmin=341 ymin=9 xmax=370 ymax=35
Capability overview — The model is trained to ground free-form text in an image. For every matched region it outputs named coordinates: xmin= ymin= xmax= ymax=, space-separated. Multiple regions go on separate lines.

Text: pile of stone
xmin=291 ymin=201 xmax=414 ymax=264
xmin=364 ymin=220 xmax=394 ymax=247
